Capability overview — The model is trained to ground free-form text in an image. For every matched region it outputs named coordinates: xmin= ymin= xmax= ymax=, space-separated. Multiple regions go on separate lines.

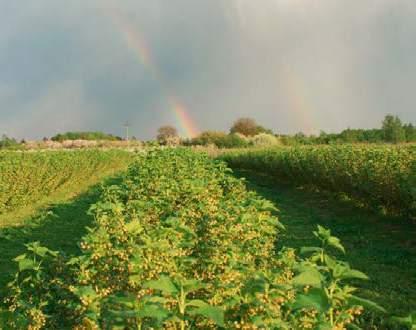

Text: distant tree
xmin=403 ymin=123 xmax=416 ymax=142
xmin=339 ymin=128 xmax=363 ymax=143
xmin=157 ymin=125 xmax=179 ymax=145
xmin=230 ymin=118 xmax=273 ymax=136
xmin=216 ymin=133 xmax=249 ymax=148
xmin=191 ymin=131 xmax=227 ymax=146
xmin=255 ymin=126 xmax=274 ymax=135
xmin=382 ymin=115 xmax=406 ymax=143
xmin=230 ymin=118 xmax=259 ymax=136
xmin=51 ymin=131 xmax=120 ymax=142
xmin=251 ymin=133 xmax=280 ymax=147
xmin=0 ymin=134 xmax=21 ymax=149
xmin=317 ymin=131 xmax=329 ymax=144
xmin=363 ymin=129 xmax=384 ymax=143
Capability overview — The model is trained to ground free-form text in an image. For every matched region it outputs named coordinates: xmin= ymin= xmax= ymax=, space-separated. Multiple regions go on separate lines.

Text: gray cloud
xmin=0 ymin=0 xmax=415 ymax=139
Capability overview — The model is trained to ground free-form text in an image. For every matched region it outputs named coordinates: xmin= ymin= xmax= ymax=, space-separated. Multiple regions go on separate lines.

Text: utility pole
xmin=123 ymin=121 xmax=130 ymax=141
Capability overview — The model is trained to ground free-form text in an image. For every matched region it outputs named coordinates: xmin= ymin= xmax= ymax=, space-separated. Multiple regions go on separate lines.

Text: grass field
xmin=1 ymin=169 xmax=414 ymax=328
xmin=0 ymin=148 xmax=415 ymax=328
xmin=233 ymin=169 xmax=416 ymax=327
xmin=0 ymin=176 xmax=122 ymax=296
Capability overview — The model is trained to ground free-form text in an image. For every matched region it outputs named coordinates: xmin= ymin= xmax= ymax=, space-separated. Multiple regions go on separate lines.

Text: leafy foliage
xmin=250 ymin=133 xmax=281 ymax=147
xmin=0 ymin=134 xmax=22 ymax=150
xmin=219 ymin=144 xmax=416 ymax=218
xmin=51 ymin=131 xmax=122 ymax=141
xmin=230 ymin=117 xmax=272 ymax=137
xmin=382 ymin=115 xmax=406 ymax=144
xmin=3 ymin=149 xmax=381 ymax=329
xmin=0 ymin=150 xmax=132 ymax=214
xmin=279 ymin=115 xmax=415 ymax=145
xmin=184 ymin=131 xmax=251 ymax=149
xmin=157 ymin=126 xmax=179 ymax=145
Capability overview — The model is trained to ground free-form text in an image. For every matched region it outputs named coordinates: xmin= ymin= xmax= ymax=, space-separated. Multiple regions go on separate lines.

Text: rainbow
xmin=283 ymin=68 xmax=317 ymax=135
xmin=170 ymin=97 xmax=199 ymax=139
xmin=106 ymin=8 xmax=199 ymax=138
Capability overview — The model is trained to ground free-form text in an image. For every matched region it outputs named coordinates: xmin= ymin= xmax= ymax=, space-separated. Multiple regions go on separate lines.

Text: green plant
xmin=3 ymin=149 xmax=383 ymax=329
xmin=0 ymin=149 xmax=133 ymax=215
xmin=219 ymin=144 xmax=416 ymax=218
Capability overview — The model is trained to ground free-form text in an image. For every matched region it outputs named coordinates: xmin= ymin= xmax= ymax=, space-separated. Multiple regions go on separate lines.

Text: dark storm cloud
xmin=0 ymin=0 xmax=415 ymax=139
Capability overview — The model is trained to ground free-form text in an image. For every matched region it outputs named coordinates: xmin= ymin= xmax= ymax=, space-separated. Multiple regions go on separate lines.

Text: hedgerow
xmin=2 ymin=149 xmax=383 ymax=329
xmin=218 ymin=145 xmax=416 ymax=219
xmin=0 ymin=150 xmax=133 ymax=214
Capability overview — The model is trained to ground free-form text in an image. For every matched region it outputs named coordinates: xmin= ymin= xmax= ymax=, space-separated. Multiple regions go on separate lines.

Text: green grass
xmin=0 ymin=176 xmax=122 ymax=298
xmin=0 ymin=163 xmax=414 ymax=328
xmin=233 ymin=169 xmax=416 ymax=326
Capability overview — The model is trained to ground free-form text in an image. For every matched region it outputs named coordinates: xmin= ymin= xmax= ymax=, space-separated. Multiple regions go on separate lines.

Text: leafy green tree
xmin=403 ymin=123 xmax=416 ymax=142
xmin=382 ymin=115 xmax=405 ymax=143
xmin=215 ymin=133 xmax=249 ymax=148
xmin=230 ymin=118 xmax=272 ymax=136
xmin=157 ymin=125 xmax=179 ymax=145
xmin=255 ymin=125 xmax=274 ymax=135
xmin=190 ymin=131 xmax=227 ymax=146
xmin=230 ymin=118 xmax=258 ymax=136
xmin=362 ymin=129 xmax=383 ymax=143
xmin=0 ymin=134 xmax=21 ymax=149
xmin=51 ymin=131 xmax=121 ymax=141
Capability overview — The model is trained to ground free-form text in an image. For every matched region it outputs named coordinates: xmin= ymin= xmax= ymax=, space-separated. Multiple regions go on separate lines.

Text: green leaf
xmin=260 ymin=200 xmax=278 ymax=212
xmin=32 ymin=246 xmax=50 ymax=257
xmin=13 ymin=254 xmax=27 ymax=262
xmin=292 ymin=268 xmax=322 ymax=288
xmin=125 ymin=220 xmax=143 ymax=234
xmin=391 ymin=314 xmax=416 ymax=327
xmin=17 ymin=258 xmax=36 ymax=272
xmin=186 ymin=299 xmax=209 ymax=308
xmin=324 ymin=254 xmax=337 ymax=269
xmin=314 ymin=225 xmax=331 ymax=240
xmin=144 ymin=276 xmax=178 ymax=295
xmin=73 ymin=286 xmax=98 ymax=300
xmin=138 ymin=304 xmax=169 ymax=321
xmin=317 ymin=323 xmax=334 ymax=330
xmin=66 ymin=257 xmax=79 ymax=266
xmin=129 ymin=274 xmax=142 ymax=285
xmin=181 ymin=279 xmax=206 ymax=293
xmin=292 ymin=288 xmax=330 ymax=312
xmin=349 ymin=295 xmax=386 ymax=313
xmin=327 ymin=236 xmax=345 ymax=253
xmin=300 ymin=247 xmax=322 ymax=255
xmin=146 ymin=296 xmax=169 ymax=304
xmin=189 ymin=305 xmax=225 ymax=327
xmin=332 ymin=263 xmax=349 ymax=278
xmin=107 ymin=294 xmax=135 ymax=307
xmin=339 ymin=269 xmax=369 ymax=281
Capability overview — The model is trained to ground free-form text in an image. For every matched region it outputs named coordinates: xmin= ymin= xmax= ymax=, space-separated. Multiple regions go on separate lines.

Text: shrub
xmin=51 ymin=131 xmax=121 ymax=142
xmin=0 ymin=150 xmax=133 ymax=214
xmin=219 ymin=144 xmax=416 ymax=218
xmin=157 ymin=126 xmax=179 ymax=145
xmin=215 ymin=133 xmax=250 ymax=149
xmin=250 ymin=133 xmax=281 ymax=147
xmin=230 ymin=118 xmax=272 ymax=137
xmin=189 ymin=131 xmax=227 ymax=146
xmin=3 ymin=149 xmax=381 ymax=329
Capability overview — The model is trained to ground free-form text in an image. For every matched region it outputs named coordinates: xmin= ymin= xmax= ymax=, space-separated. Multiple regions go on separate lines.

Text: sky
xmin=0 ymin=0 xmax=415 ymax=140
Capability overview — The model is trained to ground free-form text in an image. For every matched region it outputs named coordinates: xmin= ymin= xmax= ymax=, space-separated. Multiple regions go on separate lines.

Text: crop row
xmin=0 ymin=150 xmax=133 ymax=215
xmin=218 ymin=145 xmax=416 ymax=218
xmin=1 ymin=149 xmax=382 ymax=329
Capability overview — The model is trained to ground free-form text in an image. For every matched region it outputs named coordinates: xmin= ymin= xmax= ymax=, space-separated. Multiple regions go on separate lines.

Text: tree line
xmin=1 ymin=114 xmax=415 ymax=150
xmin=156 ymin=114 xmax=416 ymax=147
